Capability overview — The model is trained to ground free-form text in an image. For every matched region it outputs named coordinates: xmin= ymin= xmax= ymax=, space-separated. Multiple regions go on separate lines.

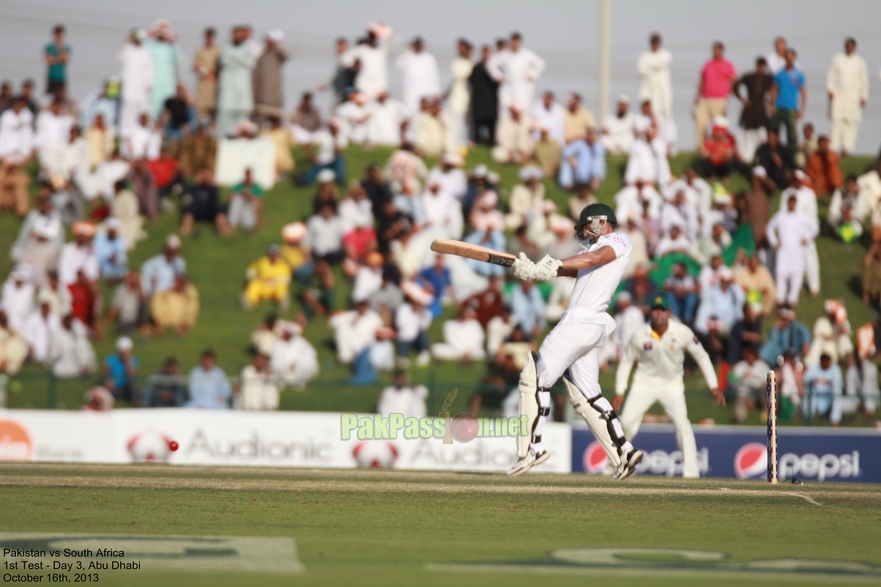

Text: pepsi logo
xmin=734 ymin=443 xmax=767 ymax=479
xmin=583 ymin=441 xmax=609 ymax=474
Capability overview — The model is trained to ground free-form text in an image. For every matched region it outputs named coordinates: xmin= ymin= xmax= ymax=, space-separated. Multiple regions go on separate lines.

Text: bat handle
xmin=441 ymin=411 xmax=452 ymax=444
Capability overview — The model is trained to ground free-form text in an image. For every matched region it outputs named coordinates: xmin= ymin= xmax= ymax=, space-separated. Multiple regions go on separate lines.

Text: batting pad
xmin=563 ymin=376 xmax=623 ymax=468
xmin=517 ymin=352 xmax=540 ymax=458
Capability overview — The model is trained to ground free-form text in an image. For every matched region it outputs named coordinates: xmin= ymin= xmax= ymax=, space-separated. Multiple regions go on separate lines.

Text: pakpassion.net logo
xmin=340 ymin=413 xmax=528 ymax=443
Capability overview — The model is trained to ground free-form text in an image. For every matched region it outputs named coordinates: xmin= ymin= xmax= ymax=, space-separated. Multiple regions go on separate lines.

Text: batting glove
xmin=512 ymin=252 xmax=536 ymax=281
xmin=533 ymin=255 xmax=563 ymax=282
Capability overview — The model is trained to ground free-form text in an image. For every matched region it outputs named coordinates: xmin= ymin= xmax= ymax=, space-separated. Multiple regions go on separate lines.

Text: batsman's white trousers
xmin=620 ymin=385 xmax=699 ymax=478
xmin=536 ymin=308 xmax=615 ymax=398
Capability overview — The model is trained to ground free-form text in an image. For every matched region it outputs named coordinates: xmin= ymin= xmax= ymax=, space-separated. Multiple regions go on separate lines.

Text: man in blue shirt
xmin=44 ymin=25 xmax=71 ymax=94
xmin=463 ymin=228 xmax=507 ymax=278
xmin=141 ymin=234 xmax=186 ymax=297
xmin=103 ymin=336 xmax=139 ymax=404
xmin=803 ymin=353 xmax=843 ymax=425
xmin=558 ymin=128 xmax=606 ymax=191
xmin=417 ymin=254 xmax=453 ymax=317
xmin=510 ymin=280 xmax=546 ymax=338
xmin=187 ymin=349 xmax=232 ymax=409
xmin=769 ymin=48 xmax=806 ymax=153
xmin=94 ymin=219 xmax=128 ymax=281
xmin=760 ymin=305 xmax=811 ymax=366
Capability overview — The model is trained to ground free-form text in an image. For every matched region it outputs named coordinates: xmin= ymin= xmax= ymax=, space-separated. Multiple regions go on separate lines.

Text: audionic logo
xmin=0 ymin=419 xmax=32 ymax=461
xmin=734 ymin=443 xmax=768 ymax=479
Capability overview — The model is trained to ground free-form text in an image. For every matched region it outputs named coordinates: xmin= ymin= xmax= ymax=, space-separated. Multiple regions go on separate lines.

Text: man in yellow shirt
xmin=243 ymin=244 xmax=291 ymax=310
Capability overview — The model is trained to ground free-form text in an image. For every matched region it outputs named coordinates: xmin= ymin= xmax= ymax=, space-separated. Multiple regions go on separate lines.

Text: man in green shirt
xmin=44 ymin=25 xmax=71 ymax=94
xmin=228 ymin=168 xmax=266 ymax=233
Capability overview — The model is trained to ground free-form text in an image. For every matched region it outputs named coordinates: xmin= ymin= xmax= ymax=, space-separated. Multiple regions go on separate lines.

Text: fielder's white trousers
xmin=536 ymin=309 xmax=615 ymax=398
xmin=830 ymin=118 xmax=860 ymax=153
xmin=620 ymin=385 xmax=699 ymax=478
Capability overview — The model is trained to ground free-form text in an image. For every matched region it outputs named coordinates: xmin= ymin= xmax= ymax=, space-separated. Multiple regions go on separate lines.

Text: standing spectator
xmin=766 ymin=37 xmax=791 ymax=75
xmin=269 ymin=321 xmax=319 ymax=388
xmin=180 ymin=167 xmax=231 ymax=236
xmin=141 ymin=234 xmax=186 ymax=297
xmin=238 ymin=353 xmax=280 ymax=410
xmin=487 ymin=32 xmax=545 ymax=114
xmin=193 ymin=28 xmax=220 ymax=122
xmin=146 ymin=20 xmax=183 ymax=120
xmin=803 ymin=354 xmax=843 ymax=426
xmin=49 ymin=314 xmax=96 ymax=378
xmin=187 ymin=349 xmax=231 ymax=409
xmin=826 ymin=38 xmax=869 ymax=156
xmin=105 ymin=271 xmax=147 ymax=335
xmin=397 ymin=37 xmax=441 ymax=119
xmin=93 ymin=219 xmax=128 ymax=280
xmin=468 ymin=45 xmax=500 ymax=146
xmin=253 ymin=30 xmax=288 ymax=125
xmin=150 ymin=273 xmax=199 ymax=336
xmin=343 ymin=23 xmax=394 ymax=97
xmin=103 ymin=336 xmax=138 ymax=404
xmin=216 ymin=26 xmax=259 ymax=136
xmin=766 ymin=194 xmax=818 ymax=306
xmin=733 ymin=57 xmax=773 ymax=162
xmin=118 ymin=29 xmax=153 ymax=138
xmin=806 ymin=135 xmax=843 ymax=197
xmin=44 ymin=25 xmax=71 ymax=94
xmin=637 ymin=33 xmax=673 ymax=121
xmin=769 ymin=48 xmax=806 ymax=152
xmin=693 ymin=42 xmax=737 ymax=145
xmin=447 ymin=39 xmax=473 ymax=149
xmin=377 ymin=370 xmax=428 ymax=418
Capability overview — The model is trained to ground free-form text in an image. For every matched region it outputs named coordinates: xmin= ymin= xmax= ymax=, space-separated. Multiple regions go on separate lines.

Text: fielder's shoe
xmin=613 ymin=448 xmax=644 ymax=480
xmin=507 ymin=450 xmax=550 ymax=477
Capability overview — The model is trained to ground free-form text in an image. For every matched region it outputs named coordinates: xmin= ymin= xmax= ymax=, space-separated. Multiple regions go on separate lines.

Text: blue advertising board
xmin=572 ymin=425 xmax=881 ymax=483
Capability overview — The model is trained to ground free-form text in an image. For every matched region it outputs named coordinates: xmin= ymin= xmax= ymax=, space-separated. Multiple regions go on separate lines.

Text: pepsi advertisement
xmin=572 ymin=425 xmax=881 ymax=483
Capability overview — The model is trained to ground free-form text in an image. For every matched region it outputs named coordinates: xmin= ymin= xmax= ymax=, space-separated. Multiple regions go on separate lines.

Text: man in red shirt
xmin=700 ymin=116 xmax=737 ymax=179
xmin=694 ymin=42 xmax=737 ymax=146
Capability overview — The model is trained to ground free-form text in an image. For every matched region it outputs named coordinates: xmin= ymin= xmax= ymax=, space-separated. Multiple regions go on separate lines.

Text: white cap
xmin=166 ymin=234 xmax=182 ymax=249
xmin=472 ymin=164 xmax=488 ymax=178
xmin=480 ymin=190 xmax=499 ymax=208
xmin=317 ymin=169 xmax=336 ymax=183
xmin=10 ymin=264 xmax=32 ymax=282
xmin=717 ymin=266 xmax=734 ymax=281
xmin=519 ymin=166 xmax=543 ymax=181
xmin=116 ymin=336 xmax=133 ymax=352
xmin=711 ymin=115 xmax=729 ymax=129
xmin=441 ymin=152 xmax=463 ymax=166
xmin=618 ymin=94 xmax=630 ymax=104
xmin=266 ymin=29 xmax=284 ymax=42
xmin=617 ymin=291 xmax=633 ymax=304
xmin=282 ymin=222 xmax=307 ymax=243
xmin=487 ymin=171 xmax=501 ymax=184
xmin=105 ymin=218 xmax=121 ymax=231
xmin=542 ymin=200 xmax=558 ymax=214
xmin=752 ymin=165 xmax=767 ymax=178
xmin=794 ymin=169 xmax=809 ymax=182
xmin=509 ymin=101 xmax=525 ymax=113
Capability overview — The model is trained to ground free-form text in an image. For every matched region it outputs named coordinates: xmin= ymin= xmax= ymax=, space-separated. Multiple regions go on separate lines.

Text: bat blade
xmin=431 ymin=239 xmax=516 ymax=267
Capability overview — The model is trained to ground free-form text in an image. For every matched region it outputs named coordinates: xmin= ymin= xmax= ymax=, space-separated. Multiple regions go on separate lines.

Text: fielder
xmin=508 ymin=203 xmax=644 ymax=479
xmin=613 ymin=296 xmax=723 ymax=478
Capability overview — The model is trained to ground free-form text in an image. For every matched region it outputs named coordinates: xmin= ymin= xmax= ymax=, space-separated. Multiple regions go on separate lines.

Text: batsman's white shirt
xmin=568 ymin=232 xmax=633 ymax=313
xmin=615 ymin=321 xmax=718 ymax=395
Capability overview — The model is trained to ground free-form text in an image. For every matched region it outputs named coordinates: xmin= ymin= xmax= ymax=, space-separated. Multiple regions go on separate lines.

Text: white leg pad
xmin=517 ymin=352 xmax=540 ymax=458
xmin=564 ymin=375 xmax=623 ymax=468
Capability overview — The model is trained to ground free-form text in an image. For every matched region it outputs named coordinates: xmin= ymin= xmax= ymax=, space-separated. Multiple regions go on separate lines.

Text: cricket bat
xmin=431 ymin=239 xmax=516 ymax=268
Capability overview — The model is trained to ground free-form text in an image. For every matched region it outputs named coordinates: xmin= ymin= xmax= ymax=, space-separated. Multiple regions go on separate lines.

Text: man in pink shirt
xmin=694 ymin=42 xmax=738 ymax=145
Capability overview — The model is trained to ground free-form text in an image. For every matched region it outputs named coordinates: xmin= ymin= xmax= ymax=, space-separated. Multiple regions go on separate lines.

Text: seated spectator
xmin=68 ymin=269 xmax=99 ymax=334
xmin=559 ymin=127 xmax=605 ymax=192
xmin=395 ymin=296 xmax=432 ymax=368
xmin=49 ymin=314 xmax=96 ymax=378
xmin=350 ymin=251 xmax=384 ymax=303
xmin=491 ymin=103 xmax=534 ymax=164
xmin=664 ymin=262 xmax=698 ymax=324
xmin=362 ymin=163 xmax=393 ymax=220
xmin=260 ymin=116 xmax=295 ymax=178
xmin=486 ymin=304 xmax=517 ymax=357
xmin=760 ymin=305 xmax=811 ymax=366
xmin=330 ymin=299 xmax=392 ymax=384
xmin=270 ymin=321 xmax=319 ymax=389
xmin=36 ymin=270 xmax=71 ymax=317
xmin=463 ymin=228 xmax=507 ymax=278
xmin=803 ymin=353 xmax=843 ymax=426
xmin=366 ymin=91 xmax=405 ymax=147
xmin=700 ymin=116 xmax=737 ymax=179
xmin=661 ymin=189 xmax=699 ymax=241
xmin=180 ymin=167 xmax=231 ymax=236
xmin=23 ymin=300 xmax=58 ymax=365
xmin=126 ymin=158 xmax=159 ymax=222
xmin=334 ymin=91 xmax=370 ymax=144
xmin=313 ymin=170 xmax=341 ymax=215
xmin=103 ymin=336 xmax=138 ymax=404
xmin=81 ymin=386 xmax=114 ymax=411
xmin=510 ymin=280 xmax=546 ymax=339
xmin=776 ymin=351 xmax=805 ymax=421
xmin=291 ymin=91 xmax=323 ymax=144
xmin=729 ymin=346 xmax=771 ymax=423
xmin=124 ymin=112 xmax=161 ymax=160
xmin=58 ymin=221 xmax=99 ymax=286
xmin=600 ymin=94 xmax=634 ymax=154
xmin=385 ymin=143 xmax=428 ymax=195
xmin=280 ymin=222 xmax=311 ymax=281
xmin=545 ymin=274 xmax=576 ymax=322
xmin=93 ymin=219 xmax=128 ymax=280
xmin=84 ymin=113 xmax=115 ymax=168
xmin=754 ymin=128 xmax=794 ymax=191
xmin=227 ymin=168 xmax=265 ymax=234
xmin=143 ymin=357 xmax=186 ymax=407
xmin=243 ymin=244 xmax=291 ymax=311
xmin=545 ymin=217 xmax=581 ymax=260
xmin=417 ymin=254 xmax=453 ymax=317
xmin=735 ymin=252 xmax=777 ymax=317
xmin=147 ymin=143 xmax=183 ymax=199
xmin=377 ymin=369 xmax=428 ymax=418
xmin=828 ymin=175 xmax=863 ymax=242
xmin=369 ymin=267 xmax=404 ymax=322
xmin=236 ymin=353 xmax=280 ymax=410
xmin=862 ymin=241 xmax=881 ymax=306
xmin=307 ymin=202 xmax=346 ymax=264
xmin=805 ymin=299 xmax=853 ymax=366
xmin=150 ymin=273 xmax=199 ymax=336
xmin=533 ymin=127 xmax=562 ymax=179
xmin=414 ymin=98 xmax=453 ymax=157
xmin=568 ymin=183 xmax=598 ymax=222
xmin=698 ymin=254 xmax=726 ymax=299
xmin=654 ymin=225 xmax=692 ymax=259
xmin=160 ymin=84 xmax=195 ymax=140
xmin=110 ymin=180 xmax=146 ymax=251
xmin=1 ymin=265 xmax=35 ymax=333
xmin=141 ymin=234 xmax=186 ymax=298
xmin=187 ymin=349 xmax=231 ymax=409
xmin=563 ymin=92 xmax=595 ymax=143
xmin=599 ymin=292 xmax=646 ymax=368
xmin=806 ymin=135 xmax=842 ymax=197
xmin=11 ymin=193 xmax=63 ymax=263
xmin=494 ymin=324 xmax=538 ymax=374
xmin=431 ymin=305 xmax=486 ymax=361
xmin=251 ymin=313 xmax=281 ymax=357
xmin=106 ymin=271 xmax=147 ymax=335
xmin=504 ymin=166 xmax=545 ymax=230
xmin=849 ymin=321 xmax=881 ymax=417
xmin=795 ymin=122 xmax=818 ymax=169
xmin=694 ymin=267 xmax=745 ymax=337
xmin=468 ymin=191 xmax=504 ymax=236
xmin=339 ymin=181 xmax=374 ymax=235
xmin=726 ymin=302 xmax=763 ymax=366
xmin=421 ymin=180 xmax=463 ymax=239
xmin=178 ymin=123 xmax=217 ymax=177
xmin=0 ymin=310 xmax=28 ymax=375
xmin=624 ymin=119 xmax=669 ymax=187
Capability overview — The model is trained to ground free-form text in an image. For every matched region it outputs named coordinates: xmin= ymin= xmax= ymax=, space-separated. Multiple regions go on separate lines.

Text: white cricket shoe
xmin=613 ymin=448 xmax=644 ymax=480
xmin=507 ymin=450 xmax=550 ymax=476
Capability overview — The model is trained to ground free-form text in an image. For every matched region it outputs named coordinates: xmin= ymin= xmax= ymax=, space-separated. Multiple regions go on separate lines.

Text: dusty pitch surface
xmin=2 ymin=463 xmax=881 ymax=587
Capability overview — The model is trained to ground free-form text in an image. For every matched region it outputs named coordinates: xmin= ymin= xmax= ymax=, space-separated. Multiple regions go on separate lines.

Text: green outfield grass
xmin=1 ymin=146 xmax=877 ymax=426
xmin=1 ymin=463 xmax=880 ymax=587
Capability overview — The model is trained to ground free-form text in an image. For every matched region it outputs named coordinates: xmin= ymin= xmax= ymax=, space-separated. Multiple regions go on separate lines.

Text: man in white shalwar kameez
xmin=216 ymin=26 xmax=260 ymax=137
xmin=487 ymin=32 xmax=545 ymax=116
xmin=23 ymin=301 xmax=59 ymax=365
xmin=431 ymin=305 xmax=486 ymax=361
xmin=531 ymin=91 xmax=565 ymax=145
xmin=779 ymin=170 xmax=820 ymax=296
xmin=447 ymin=39 xmax=474 ymax=148
xmin=270 ymin=322 xmax=319 ymax=388
xmin=1 ymin=265 xmax=35 ymax=333
xmin=50 ymin=315 xmax=97 ymax=378
xmin=601 ymin=95 xmax=635 ymax=155
xmin=366 ymin=91 xmax=404 ymax=146
xmin=118 ymin=30 xmax=154 ymax=138
xmin=637 ymin=33 xmax=673 ymax=121
xmin=826 ymin=38 xmax=869 ymax=155
xmin=343 ymin=23 xmax=394 ymax=99
xmin=396 ymin=37 xmax=441 ymax=119
xmin=36 ymin=101 xmax=74 ymax=169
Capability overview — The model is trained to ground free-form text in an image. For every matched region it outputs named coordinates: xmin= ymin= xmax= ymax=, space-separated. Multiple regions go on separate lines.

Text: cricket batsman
xmin=508 ymin=203 xmax=644 ymax=479
xmin=613 ymin=296 xmax=724 ymax=478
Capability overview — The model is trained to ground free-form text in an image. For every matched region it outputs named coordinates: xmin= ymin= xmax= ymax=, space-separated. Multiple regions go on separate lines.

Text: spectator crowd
xmin=0 ymin=19 xmax=880 ymax=425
